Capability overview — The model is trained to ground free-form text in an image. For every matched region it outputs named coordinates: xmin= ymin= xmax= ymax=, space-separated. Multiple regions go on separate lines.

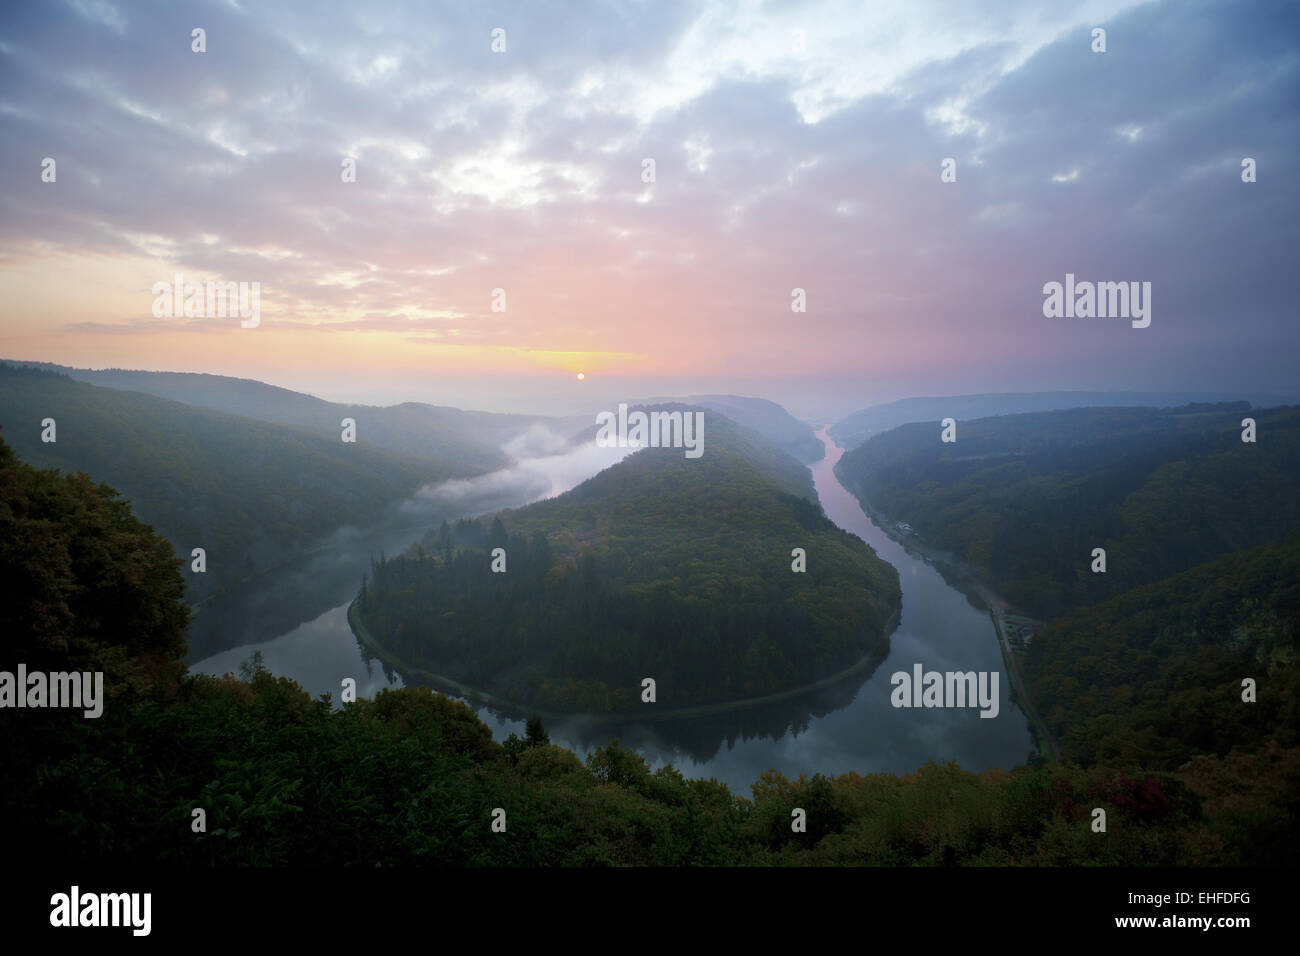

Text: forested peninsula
xmin=355 ymin=409 xmax=902 ymax=714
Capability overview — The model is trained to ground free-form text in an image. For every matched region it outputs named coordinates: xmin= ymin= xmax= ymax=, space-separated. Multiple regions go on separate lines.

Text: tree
xmin=0 ymin=431 xmax=189 ymax=696
xmin=525 ymin=714 xmax=549 ymax=747
xmin=238 ymin=649 xmax=268 ymax=681
xmin=586 ymin=739 xmax=649 ymax=789
xmin=502 ymin=732 xmax=527 ymax=762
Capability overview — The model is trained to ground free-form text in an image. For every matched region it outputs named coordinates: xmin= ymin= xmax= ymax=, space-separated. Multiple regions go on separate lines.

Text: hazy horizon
xmin=7 ymin=355 xmax=1295 ymax=422
xmin=2 ymin=0 xmax=1296 ymax=420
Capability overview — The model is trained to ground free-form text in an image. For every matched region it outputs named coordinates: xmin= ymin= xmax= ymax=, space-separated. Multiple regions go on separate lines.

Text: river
xmin=192 ymin=428 xmax=1032 ymax=794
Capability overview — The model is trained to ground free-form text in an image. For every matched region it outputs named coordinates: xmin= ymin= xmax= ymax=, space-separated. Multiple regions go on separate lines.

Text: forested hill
xmin=5 ymin=360 xmax=543 ymax=472
xmin=357 ymin=407 xmax=901 ymax=714
xmin=1022 ymin=536 xmax=1300 ymax=771
xmin=834 ymin=403 xmax=1300 ymax=618
xmin=5 ymin=430 xmax=1295 ymax=866
xmin=829 ymin=390 xmax=1287 ymax=450
xmin=639 ymin=394 xmax=823 ymax=463
xmin=0 ymin=364 xmax=488 ymax=597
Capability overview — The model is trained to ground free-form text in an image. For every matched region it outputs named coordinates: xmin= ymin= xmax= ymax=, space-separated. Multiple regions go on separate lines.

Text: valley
xmin=193 ymin=426 xmax=1034 ymax=793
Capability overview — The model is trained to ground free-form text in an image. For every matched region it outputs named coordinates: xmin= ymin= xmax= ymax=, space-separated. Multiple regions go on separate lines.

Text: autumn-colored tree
xmin=0 ymin=430 xmax=189 ymax=697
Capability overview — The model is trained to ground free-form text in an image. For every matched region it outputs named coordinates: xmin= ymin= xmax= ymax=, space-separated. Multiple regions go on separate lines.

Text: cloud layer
xmin=1 ymin=0 xmax=1296 ymax=413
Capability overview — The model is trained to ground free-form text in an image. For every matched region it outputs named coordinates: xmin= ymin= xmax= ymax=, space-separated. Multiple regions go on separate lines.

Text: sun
xmin=576 ymin=372 xmax=585 ymax=380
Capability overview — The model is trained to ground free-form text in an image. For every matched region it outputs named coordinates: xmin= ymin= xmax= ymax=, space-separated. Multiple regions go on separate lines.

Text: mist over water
xmin=405 ymin=427 xmax=634 ymax=518
xmin=191 ymin=432 xmax=631 ymax=670
xmin=192 ymin=429 xmax=1033 ymax=794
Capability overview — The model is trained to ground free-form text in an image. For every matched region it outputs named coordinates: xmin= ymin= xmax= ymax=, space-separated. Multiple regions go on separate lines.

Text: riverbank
xmin=829 ymin=465 xmax=1058 ymax=759
xmin=987 ymin=607 xmax=1059 ymax=760
xmin=196 ymin=428 xmax=1033 ymax=791
xmin=347 ymin=595 xmax=901 ymax=724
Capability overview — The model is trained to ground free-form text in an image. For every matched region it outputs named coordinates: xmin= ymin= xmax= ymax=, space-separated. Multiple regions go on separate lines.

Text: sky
xmin=0 ymin=0 xmax=1296 ymax=418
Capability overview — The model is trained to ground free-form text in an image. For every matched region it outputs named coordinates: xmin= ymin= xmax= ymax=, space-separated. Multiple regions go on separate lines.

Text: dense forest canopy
xmin=0 ymin=430 xmax=189 ymax=700
xmin=828 ymin=401 xmax=1300 ymax=863
xmin=835 ymin=403 xmax=1300 ymax=618
xmin=3 ymin=429 xmax=1296 ymax=865
xmin=827 ymin=391 xmax=1285 ymax=450
xmin=0 ymin=364 xmax=488 ymax=597
xmin=3 ymin=428 xmax=1295 ymax=865
xmin=358 ymin=409 xmax=902 ymax=712
xmin=1022 ymin=536 xmax=1300 ymax=769
xmin=6 ymin=359 xmax=538 ymax=472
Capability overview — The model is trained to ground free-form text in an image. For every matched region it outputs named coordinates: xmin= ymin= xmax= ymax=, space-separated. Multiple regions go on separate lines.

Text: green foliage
xmin=525 ymin=714 xmax=549 ymax=746
xmin=15 ymin=661 xmax=1292 ymax=865
xmin=0 ymin=430 xmax=189 ymax=698
xmin=1022 ymin=537 xmax=1300 ymax=769
xmin=13 ymin=361 xmax=516 ymax=473
xmin=358 ymin=411 xmax=901 ymax=712
xmin=5 ymin=401 xmax=1297 ymax=867
xmin=0 ymin=365 xmax=480 ymax=597
xmin=836 ymin=403 xmax=1300 ymax=618
xmin=831 ymin=405 xmax=1300 ymax=862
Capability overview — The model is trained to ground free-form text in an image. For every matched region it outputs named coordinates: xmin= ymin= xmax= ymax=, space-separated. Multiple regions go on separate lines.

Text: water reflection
xmin=192 ymin=429 xmax=1033 ymax=794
